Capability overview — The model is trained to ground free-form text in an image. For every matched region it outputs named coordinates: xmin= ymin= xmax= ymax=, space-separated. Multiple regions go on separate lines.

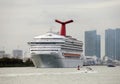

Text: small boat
xmin=107 ymin=63 xmax=116 ymax=67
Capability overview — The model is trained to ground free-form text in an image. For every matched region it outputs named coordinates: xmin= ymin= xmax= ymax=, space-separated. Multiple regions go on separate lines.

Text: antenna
xmin=55 ymin=19 xmax=73 ymax=36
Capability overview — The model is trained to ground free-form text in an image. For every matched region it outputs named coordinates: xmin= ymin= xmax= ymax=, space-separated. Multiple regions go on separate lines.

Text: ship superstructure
xmin=28 ymin=20 xmax=83 ymax=68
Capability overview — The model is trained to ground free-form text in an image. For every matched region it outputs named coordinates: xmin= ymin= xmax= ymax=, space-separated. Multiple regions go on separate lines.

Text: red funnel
xmin=55 ymin=19 xmax=73 ymax=36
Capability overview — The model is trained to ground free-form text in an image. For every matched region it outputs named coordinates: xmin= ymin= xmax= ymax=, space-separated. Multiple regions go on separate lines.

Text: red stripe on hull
xmin=63 ymin=53 xmax=80 ymax=57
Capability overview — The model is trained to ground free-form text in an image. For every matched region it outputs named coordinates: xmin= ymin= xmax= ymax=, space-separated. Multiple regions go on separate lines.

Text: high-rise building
xmin=115 ymin=29 xmax=120 ymax=61
xmin=85 ymin=30 xmax=101 ymax=58
xmin=105 ymin=28 xmax=120 ymax=61
xmin=0 ymin=50 xmax=11 ymax=58
xmin=13 ymin=49 xmax=23 ymax=59
xmin=105 ymin=29 xmax=115 ymax=60
xmin=96 ymin=35 xmax=101 ymax=58
xmin=0 ymin=50 xmax=5 ymax=58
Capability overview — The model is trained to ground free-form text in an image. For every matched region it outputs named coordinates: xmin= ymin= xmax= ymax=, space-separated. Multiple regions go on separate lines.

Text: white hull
xmin=28 ymin=20 xmax=84 ymax=68
xmin=31 ymin=53 xmax=83 ymax=68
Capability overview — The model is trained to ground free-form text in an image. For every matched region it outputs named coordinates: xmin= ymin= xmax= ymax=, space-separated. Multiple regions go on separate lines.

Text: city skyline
xmin=0 ymin=0 xmax=120 ymax=57
xmin=0 ymin=49 xmax=23 ymax=58
xmin=105 ymin=29 xmax=120 ymax=61
xmin=85 ymin=30 xmax=101 ymax=58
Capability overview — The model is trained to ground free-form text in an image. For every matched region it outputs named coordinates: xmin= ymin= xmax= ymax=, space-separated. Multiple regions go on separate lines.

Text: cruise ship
xmin=28 ymin=20 xmax=83 ymax=68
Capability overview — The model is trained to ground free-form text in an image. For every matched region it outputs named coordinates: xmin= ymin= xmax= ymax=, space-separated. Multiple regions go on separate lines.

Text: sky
xmin=0 ymin=0 xmax=120 ymax=57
